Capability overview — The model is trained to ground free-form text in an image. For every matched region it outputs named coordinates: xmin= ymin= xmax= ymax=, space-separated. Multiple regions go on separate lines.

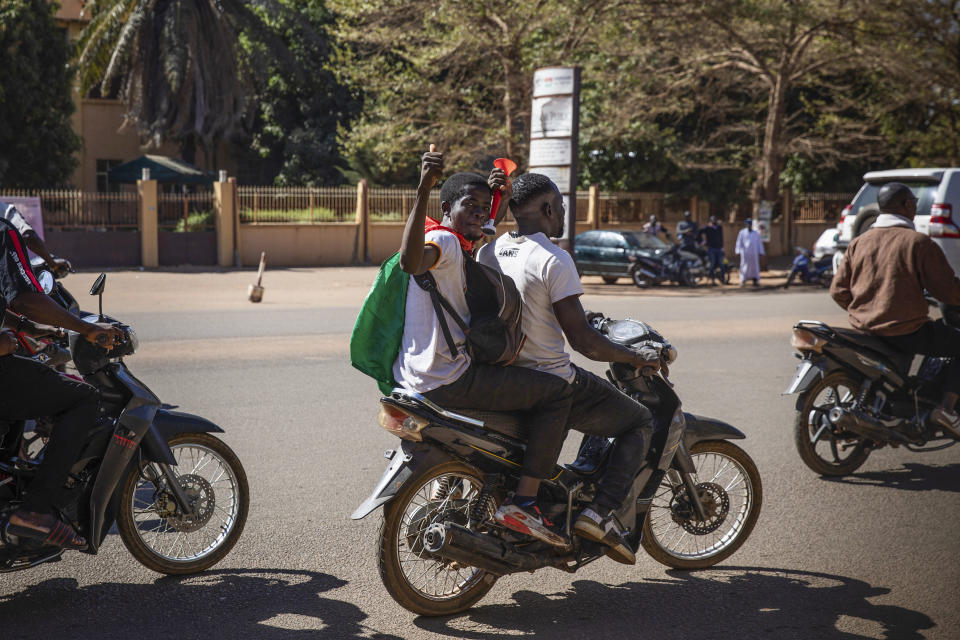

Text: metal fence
xmin=238 ymin=186 xmax=357 ymax=223
xmin=158 ymin=190 xmax=216 ymax=231
xmin=0 ymin=190 xmax=139 ymax=230
xmin=793 ymin=192 xmax=852 ymax=222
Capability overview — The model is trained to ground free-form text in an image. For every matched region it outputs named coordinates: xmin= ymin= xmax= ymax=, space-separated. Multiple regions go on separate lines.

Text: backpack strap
xmin=413 ymin=272 xmax=469 ymax=356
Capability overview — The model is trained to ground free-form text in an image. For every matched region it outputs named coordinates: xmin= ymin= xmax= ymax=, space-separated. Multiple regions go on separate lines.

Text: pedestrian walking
xmin=735 ymin=218 xmax=764 ymax=287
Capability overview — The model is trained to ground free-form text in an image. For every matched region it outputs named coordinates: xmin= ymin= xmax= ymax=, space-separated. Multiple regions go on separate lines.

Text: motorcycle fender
xmin=351 ymin=441 xmax=451 ymax=520
xmin=682 ymin=412 xmax=746 ymax=450
xmin=783 ymin=358 xmax=826 ymax=396
xmin=140 ymin=409 xmax=225 ymax=464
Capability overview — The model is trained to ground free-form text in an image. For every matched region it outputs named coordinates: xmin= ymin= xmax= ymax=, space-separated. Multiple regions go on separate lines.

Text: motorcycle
xmin=0 ymin=273 xmax=249 ymax=574
xmin=353 ymin=315 xmax=762 ymax=616
xmin=784 ymin=247 xmax=833 ymax=289
xmin=631 ymin=244 xmax=705 ymax=288
xmin=785 ymin=318 xmax=958 ymax=476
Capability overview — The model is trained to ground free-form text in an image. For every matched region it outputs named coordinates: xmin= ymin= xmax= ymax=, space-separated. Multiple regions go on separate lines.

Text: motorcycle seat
xmin=446 ymin=409 xmax=529 ymax=442
xmin=833 ymin=328 xmax=913 ymax=372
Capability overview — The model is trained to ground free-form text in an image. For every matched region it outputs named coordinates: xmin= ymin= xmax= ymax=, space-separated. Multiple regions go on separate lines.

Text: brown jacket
xmin=830 ymin=225 xmax=960 ymax=336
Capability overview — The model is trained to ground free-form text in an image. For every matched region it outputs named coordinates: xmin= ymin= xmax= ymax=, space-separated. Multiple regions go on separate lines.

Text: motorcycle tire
xmin=641 ymin=441 xmax=761 ymax=570
xmin=378 ymin=460 xmax=499 ymax=616
xmin=117 ymin=432 xmax=249 ymax=575
xmin=794 ymin=372 xmax=871 ymax=476
xmin=631 ymin=267 xmax=652 ymax=288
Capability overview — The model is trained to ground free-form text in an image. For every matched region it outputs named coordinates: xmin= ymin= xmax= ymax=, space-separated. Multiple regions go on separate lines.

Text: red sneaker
xmin=494 ymin=499 xmax=568 ymax=547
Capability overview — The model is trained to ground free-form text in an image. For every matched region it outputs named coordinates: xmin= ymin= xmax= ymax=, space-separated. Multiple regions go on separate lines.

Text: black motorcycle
xmin=0 ymin=273 xmax=249 ymax=574
xmin=785 ymin=319 xmax=958 ymax=476
xmin=631 ymin=244 xmax=705 ymax=288
xmin=353 ymin=316 xmax=762 ymax=616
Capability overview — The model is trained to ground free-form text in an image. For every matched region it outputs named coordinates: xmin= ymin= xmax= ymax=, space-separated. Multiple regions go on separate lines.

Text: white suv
xmin=837 ymin=168 xmax=960 ymax=274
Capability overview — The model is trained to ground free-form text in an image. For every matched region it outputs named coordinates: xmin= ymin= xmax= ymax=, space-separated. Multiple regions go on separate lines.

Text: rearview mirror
xmin=89 ymin=273 xmax=106 ymax=296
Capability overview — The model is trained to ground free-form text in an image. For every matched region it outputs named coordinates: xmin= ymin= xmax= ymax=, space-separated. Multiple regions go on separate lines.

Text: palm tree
xmin=77 ymin=0 xmax=289 ymax=165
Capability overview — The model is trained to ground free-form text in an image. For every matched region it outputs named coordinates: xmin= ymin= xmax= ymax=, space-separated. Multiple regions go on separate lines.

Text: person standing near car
xmin=699 ymin=216 xmax=725 ymax=283
xmin=735 ymin=218 xmax=764 ymax=287
xmin=830 ymin=181 xmax=960 ymax=437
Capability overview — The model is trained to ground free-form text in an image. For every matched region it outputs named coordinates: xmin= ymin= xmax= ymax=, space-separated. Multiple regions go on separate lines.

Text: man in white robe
xmin=735 ymin=218 xmax=764 ymax=286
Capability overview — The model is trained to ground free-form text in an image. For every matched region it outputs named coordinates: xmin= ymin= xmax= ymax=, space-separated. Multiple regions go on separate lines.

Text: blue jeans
xmin=708 ymin=248 xmax=725 ymax=279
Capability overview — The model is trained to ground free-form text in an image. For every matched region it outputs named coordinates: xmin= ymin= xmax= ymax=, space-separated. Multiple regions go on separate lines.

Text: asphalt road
xmin=1 ymin=269 xmax=958 ymax=639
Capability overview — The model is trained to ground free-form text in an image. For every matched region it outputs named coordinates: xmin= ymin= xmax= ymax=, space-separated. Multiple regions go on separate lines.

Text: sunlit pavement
xmin=1 ymin=268 xmax=956 ymax=639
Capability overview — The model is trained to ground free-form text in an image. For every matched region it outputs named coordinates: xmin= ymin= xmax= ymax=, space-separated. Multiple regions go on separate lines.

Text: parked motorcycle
xmin=785 ymin=318 xmax=958 ymax=476
xmin=353 ymin=315 xmax=762 ymax=616
xmin=632 ymin=244 xmax=705 ymax=288
xmin=0 ymin=273 xmax=249 ymax=574
xmin=784 ymin=247 xmax=833 ymax=289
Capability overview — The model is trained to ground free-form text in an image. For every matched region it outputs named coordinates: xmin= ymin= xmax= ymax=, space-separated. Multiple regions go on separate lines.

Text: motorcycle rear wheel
xmin=378 ymin=461 xmax=498 ymax=616
xmin=641 ymin=441 xmax=761 ymax=569
xmin=117 ymin=433 xmax=249 ymax=575
xmin=794 ymin=372 xmax=871 ymax=476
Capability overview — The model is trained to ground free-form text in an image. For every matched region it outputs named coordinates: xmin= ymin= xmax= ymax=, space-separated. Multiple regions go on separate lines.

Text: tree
xmin=866 ymin=0 xmax=960 ymax=168
xmin=330 ymin=0 xmax=612 ymax=185
xmin=0 ymin=0 xmax=81 ymax=188
xmin=231 ymin=0 xmax=358 ymax=186
xmin=591 ymin=0 xmax=887 ymax=211
xmin=76 ymin=0 xmax=295 ymax=165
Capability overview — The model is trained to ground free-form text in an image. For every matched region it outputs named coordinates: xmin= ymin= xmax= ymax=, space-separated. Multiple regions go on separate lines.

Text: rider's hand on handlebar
xmin=47 ymin=256 xmax=72 ymax=278
xmin=82 ymin=323 xmax=124 ymax=351
xmin=0 ymin=330 xmax=18 ymax=356
xmin=632 ymin=345 xmax=661 ymax=376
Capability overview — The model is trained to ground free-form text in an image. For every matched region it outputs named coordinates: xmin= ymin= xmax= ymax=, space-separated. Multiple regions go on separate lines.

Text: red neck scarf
xmin=425 ymin=217 xmax=474 ymax=252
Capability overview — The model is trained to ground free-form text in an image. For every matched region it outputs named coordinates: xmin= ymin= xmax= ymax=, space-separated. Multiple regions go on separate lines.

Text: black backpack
xmin=413 ymin=253 xmax=526 ymax=366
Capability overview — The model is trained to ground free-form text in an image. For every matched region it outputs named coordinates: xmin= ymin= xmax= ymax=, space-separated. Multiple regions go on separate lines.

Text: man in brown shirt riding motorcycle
xmin=830 ymin=181 xmax=960 ymax=437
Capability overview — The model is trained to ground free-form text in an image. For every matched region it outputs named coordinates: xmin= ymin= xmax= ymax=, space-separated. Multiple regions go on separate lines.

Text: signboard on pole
xmin=756 ymin=201 xmax=773 ymax=243
xmin=528 ymin=66 xmax=580 ymax=252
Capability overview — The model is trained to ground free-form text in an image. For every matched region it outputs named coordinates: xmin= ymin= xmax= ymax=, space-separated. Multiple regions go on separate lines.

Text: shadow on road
xmin=414 ymin=567 xmax=935 ymax=640
xmin=0 ymin=568 xmax=401 ymax=640
xmin=823 ymin=462 xmax=960 ymax=493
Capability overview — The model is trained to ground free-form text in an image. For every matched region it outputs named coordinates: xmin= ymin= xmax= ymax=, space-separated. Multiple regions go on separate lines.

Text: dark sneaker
xmin=569 ymin=435 xmax=609 ymax=474
xmin=494 ymin=499 xmax=568 ymax=547
xmin=574 ymin=507 xmax=635 ymax=564
xmin=930 ymin=407 xmax=960 ymax=438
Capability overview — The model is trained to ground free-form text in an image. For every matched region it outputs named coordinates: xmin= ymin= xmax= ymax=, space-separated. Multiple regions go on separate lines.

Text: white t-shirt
xmin=393 ymin=230 xmax=472 ymax=392
xmin=477 ymin=232 xmax=583 ymax=382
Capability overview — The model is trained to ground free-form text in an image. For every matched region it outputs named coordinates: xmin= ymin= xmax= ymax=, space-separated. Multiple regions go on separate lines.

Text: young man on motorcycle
xmin=0 ymin=218 xmax=122 ymax=549
xmin=477 ymin=172 xmax=660 ymax=565
xmin=396 ymin=147 xmax=573 ymax=547
xmin=830 ymin=181 xmax=960 ymax=437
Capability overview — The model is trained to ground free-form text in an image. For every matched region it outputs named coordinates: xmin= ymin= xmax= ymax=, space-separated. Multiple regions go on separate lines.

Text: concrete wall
xmin=45 ymin=230 xmax=140 ymax=268
xmin=238 ymin=224 xmax=363 ymax=267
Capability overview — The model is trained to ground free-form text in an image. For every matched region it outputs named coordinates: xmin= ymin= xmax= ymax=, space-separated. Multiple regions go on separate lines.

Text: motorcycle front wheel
xmin=378 ymin=460 xmax=498 ymax=616
xmin=117 ymin=432 xmax=249 ymax=575
xmin=794 ymin=372 xmax=871 ymax=476
xmin=641 ymin=441 xmax=761 ymax=569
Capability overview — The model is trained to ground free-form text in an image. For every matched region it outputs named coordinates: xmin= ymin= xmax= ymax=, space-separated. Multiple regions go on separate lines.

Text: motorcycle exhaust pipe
xmin=829 ymin=407 xmax=910 ymax=443
xmin=422 ymin=522 xmax=554 ymax=577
